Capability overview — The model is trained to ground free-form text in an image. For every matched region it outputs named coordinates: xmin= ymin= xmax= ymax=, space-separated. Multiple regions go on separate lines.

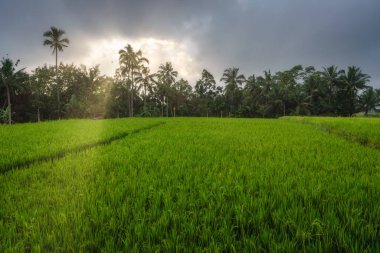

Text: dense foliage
xmin=1 ymin=43 xmax=380 ymax=123
xmin=1 ymin=118 xmax=380 ymax=251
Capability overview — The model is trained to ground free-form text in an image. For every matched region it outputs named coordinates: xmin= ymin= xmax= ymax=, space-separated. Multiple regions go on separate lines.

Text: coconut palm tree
xmin=43 ymin=26 xmax=69 ymax=119
xmin=135 ymin=66 xmax=156 ymax=116
xmin=292 ymin=86 xmax=311 ymax=116
xmin=157 ymin=62 xmax=178 ymax=116
xmin=321 ymin=65 xmax=343 ymax=112
xmin=119 ymin=44 xmax=148 ymax=117
xmin=195 ymin=69 xmax=216 ymax=97
xmin=194 ymin=69 xmax=217 ymax=116
xmin=157 ymin=62 xmax=178 ymax=87
xmin=0 ymin=58 xmax=26 ymax=124
xmin=119 ymin=44 xmax=135 ymax=116
xmin=303 ymin=70 xmax=323 ymax=114
xmin=358 ymin=87 xmax=380 ymax=115
xmin=220 ymin=67 xmax=245 ymax=115
xmin=340 ymin=66 xmax=370 ymax=116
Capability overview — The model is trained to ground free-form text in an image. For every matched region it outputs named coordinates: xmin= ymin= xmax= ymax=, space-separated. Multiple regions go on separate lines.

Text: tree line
xmin=1 ymin=26 xmax=379 ymax=124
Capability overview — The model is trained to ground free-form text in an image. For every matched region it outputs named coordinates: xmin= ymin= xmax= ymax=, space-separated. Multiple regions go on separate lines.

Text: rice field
xmin=283 ymin=116 xmax=380 ymax=149
xmin=0 ymin=117 xmax=380 ymax=252
xmin=0 ymin=118 xmax=164 ymax=172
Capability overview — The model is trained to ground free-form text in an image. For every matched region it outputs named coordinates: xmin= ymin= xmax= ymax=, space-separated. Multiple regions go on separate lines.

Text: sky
xmin=1 ymin=0 xmax=379 ymax=87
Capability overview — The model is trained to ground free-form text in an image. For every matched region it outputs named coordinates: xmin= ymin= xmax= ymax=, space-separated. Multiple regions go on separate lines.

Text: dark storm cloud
xmin=61 ymin=0 xmax=216 ymax=39
xmin=1 ymin=0 xmax=379 ymax=86
xmin=191 ymin=0 xmax=380 ymax=85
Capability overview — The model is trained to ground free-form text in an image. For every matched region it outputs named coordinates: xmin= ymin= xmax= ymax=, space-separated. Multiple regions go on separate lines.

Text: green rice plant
xmin=1 ymin=118 xmax=380 ymax=252
xmin=0 ymin=118 xmax=164 ymax=172
xmin=282 ymin=116 xmax=380 ymax=148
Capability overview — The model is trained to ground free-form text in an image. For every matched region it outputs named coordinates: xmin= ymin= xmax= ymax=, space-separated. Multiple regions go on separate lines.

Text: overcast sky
xmin=1 ymin=0 xmax=379 ymax=87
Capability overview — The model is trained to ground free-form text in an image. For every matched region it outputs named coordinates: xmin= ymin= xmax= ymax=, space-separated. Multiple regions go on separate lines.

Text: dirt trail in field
xmin=0 ymin=122 xmax=165 ymax=174
xmin=288 ymin=119 xmax=380 ymax=150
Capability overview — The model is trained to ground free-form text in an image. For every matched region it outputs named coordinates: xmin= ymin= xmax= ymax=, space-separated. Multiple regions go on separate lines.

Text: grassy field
xmin=283 ymin=116 xmax=380 ymax=149
xmin=0 ymin=118 xmax=164 ymax=172
xmin=1 ymin=118 xmax=380 ymax=252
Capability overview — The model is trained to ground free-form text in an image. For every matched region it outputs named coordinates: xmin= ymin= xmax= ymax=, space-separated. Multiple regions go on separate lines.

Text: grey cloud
xmin=0 ymin=0 xmax=379 ymax=86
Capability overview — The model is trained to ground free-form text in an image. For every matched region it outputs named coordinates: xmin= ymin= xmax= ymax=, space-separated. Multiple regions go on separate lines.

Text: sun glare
xmin=82 ymin=36 xmax=200 ymax=82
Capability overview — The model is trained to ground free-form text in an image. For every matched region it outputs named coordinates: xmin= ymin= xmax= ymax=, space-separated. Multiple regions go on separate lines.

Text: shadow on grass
xmin=0 ymin=122 xmax=165 ymax=174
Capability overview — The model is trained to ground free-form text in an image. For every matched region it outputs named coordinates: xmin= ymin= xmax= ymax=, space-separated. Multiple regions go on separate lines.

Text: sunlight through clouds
xmin=81 ymin=36 xmax=200 ymax=83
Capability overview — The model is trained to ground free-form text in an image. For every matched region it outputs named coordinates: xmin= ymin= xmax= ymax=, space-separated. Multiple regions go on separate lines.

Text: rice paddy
xmin=0 ymin=117 xmax=379 ymax=252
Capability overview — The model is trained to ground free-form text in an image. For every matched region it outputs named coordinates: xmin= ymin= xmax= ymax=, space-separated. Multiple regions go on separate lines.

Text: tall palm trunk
xmin=143 ymin=82 xmax=147 ymax=115
xmin=131 ymin=72 xmax=134 ymax=117
xmin=5 ymin=84 xmax=11 ymax=125
xmin=128 ymin=81 xmax=131 ymax=117
xmin=37 ymin=108 xmax=41 ymax=122
xmin=126 ymin=73 xmax=131 ymax=117
xmin=56 ymin=50 xmax=61 ymax=120
xmin=328 ymin=83 xmax=332 ymax=111
xmin=43 ymin=27 xmax=69 ymax=119
xmin=349 ymin=88 xmax=355 ymax=116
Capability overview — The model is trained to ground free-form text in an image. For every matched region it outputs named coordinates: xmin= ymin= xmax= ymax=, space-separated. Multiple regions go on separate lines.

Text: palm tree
xmin=157 ymin=62 xmax=178 ymax=87
xmin=157 ymin=62 xmax=178 ymax=116
xmin=195 ymin=69 xmax=216 ymax=96
xmin=264 ymin=81 xmax=288 ymax=117
xmin=340 ymin=66 xmax=370 ymax=116
xmin=220 ymin=67 xmax=245 ymax=116
xmin=261 ymin=71 xmax=273 ymax=98
xmin=119 ymin=44 xmax=148 ymax=117
xmin=303 ymin=71 xmax=323 ymax=114
xmin=358 ymin=87 xmax=380 ymax=115
xmin=29 ymin=65 xmax=55 ymax=122
xmin=119 ymin=45 xmax=134 ymax=116
xmin=43 ymin=26 xmax=69 ymax=119
xmin=292 ymin=86 xmax=311 ymax=116
xmin=194 ymin=69 xmax=217 ymax=116
xmin=321 ymin=65 xmax=343 ymax=112
xmin=255 ymin=70 xmax=273 ymax=116
xmin=135 ymin=66 xmax=156 ymax=116
xmin=0 ymin=58 xmax=26 ymax=124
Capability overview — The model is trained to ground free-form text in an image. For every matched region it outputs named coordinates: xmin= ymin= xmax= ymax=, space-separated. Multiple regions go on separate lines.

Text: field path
xmin=0 ymin=122 xmax=164 ymax=174
xmin=282 ymin=116 xmax=380 ymax=150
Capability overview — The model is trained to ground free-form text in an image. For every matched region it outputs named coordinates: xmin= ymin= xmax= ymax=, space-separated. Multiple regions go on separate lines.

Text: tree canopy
xmin=1 ymin=42 xmax=379 ymax=124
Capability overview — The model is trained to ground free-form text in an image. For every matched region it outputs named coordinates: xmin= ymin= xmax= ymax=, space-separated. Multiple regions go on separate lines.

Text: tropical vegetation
xmin=43 ymin=26 xmax=70 ymax=119
xmin=1 ymin=28 xmax=379 ymax=124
